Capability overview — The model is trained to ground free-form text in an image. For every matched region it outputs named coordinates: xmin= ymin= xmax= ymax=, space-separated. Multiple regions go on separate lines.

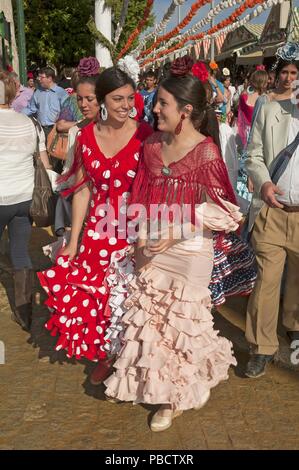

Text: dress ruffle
xmin=104 ymin=248 xmax=135 ymax=356
xmin=209 ymin=231 xmax=257 ymax=306
xmin=38 ymin=255 xmax=111 ymax=360
xmin=104 ymin=265 xmax=237 ymax=411
xmin=196 ymin=198 xmax=242 ymax=233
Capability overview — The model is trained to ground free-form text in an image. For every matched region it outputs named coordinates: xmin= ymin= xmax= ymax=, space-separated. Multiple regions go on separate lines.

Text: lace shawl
xmin=130 ymin=132 xmax=237 ymax=211
xmin=129 ymin=132 xmax=238 ymax=250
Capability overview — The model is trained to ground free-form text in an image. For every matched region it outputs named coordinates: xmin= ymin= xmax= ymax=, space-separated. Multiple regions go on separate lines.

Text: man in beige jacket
xmin=245 ymin=98 xmax=299 ymax=377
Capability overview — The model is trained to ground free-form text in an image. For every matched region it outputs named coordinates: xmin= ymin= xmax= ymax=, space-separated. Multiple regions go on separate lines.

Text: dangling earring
xmin=174 ymin=114 xmax=185 ymax=135
xmin=100 ymin=103 xmax=108 ymax=121
xmin=129 ymin=106 xmax=137 ymax=118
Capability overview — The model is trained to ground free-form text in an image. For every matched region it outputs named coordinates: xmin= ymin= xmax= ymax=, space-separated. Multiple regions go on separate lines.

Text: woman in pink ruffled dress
xmin=104 ymin=63 xmax=242 ymax=432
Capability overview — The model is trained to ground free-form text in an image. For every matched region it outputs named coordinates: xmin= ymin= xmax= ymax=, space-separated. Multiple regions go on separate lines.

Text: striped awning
xmin=292 ymin=7 xmax=299 ymax=41
xmin=236 ymin=50 xmax=263 ymax=65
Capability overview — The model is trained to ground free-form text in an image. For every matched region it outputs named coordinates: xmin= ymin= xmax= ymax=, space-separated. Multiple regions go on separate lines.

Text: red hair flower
xmin=256 ymin=65 xmax=265 ymax=71
xmin=191 ymin=61 xmax=209 ymax=83
xmin=171 ymin=56 xmax=194 ymax=77
xmin=209 ymin=61 xmax=218 ymax=71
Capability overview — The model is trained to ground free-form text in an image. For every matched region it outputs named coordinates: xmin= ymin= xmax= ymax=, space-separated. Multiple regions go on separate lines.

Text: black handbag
xmin=29 ymin=117 xmax=56 ymax=227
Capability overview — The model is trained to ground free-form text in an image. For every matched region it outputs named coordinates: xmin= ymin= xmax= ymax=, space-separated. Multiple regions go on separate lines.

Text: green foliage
xmin=22 ymin=0 xmax=95 ymax=69
xmin=21 ymin=0 xmax=155 ymax=68
xmin=87 ymin=17 xmax=116 ymax=60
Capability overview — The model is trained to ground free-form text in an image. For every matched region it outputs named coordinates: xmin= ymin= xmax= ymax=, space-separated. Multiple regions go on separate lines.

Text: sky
xmin=141 ymin=0 xmax=299 ymax=37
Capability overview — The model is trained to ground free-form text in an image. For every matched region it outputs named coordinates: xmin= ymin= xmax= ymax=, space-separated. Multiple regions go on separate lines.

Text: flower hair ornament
xmin=191 ymin=61 xmax=209 ymax=83
xmin=170 ymin=56 xmax=194 ymax=77
xmin=222 ymin=67 xmax=231 ymax=77
xmin=117 ymin=55 xmax=140 ymax=84
xmin=209 ymin=61 xmax=218 ymax=71
xmin=78 ymin=57 xmax=100 ymax=77
xmin=272 ymin=42 xmax=299 ymax=70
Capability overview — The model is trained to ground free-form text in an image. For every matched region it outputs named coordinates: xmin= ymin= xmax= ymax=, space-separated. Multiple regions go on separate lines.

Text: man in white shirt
xmin=245 ymin=99 xmax=299 ymax=378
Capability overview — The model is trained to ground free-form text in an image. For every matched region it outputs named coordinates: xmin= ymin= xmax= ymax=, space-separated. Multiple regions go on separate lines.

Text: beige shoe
xmin=105 ymin=395 xmax=122 ymax=404
xmin=194 ymin=390 xmax=210 ymax=410
xmin=150 ymin=409 xmax=183 ymax=432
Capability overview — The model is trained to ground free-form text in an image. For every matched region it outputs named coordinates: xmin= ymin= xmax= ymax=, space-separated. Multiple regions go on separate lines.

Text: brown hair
xmin=159 ymin=74 xmax=221 ymax=152
xmin=0 ymin=71 xmax=16 ymax=105
xmin=39 ymin=67 xmax=56 ymax=80
xmin=249 ymin=70 xmax=268 ymax=95
xmin=275 ymin=59 xmax=299 ymax=77
xmin=76 ymin=74 xmax=99 ymax=91
xmin=95 ymin=67 xmax=136 ymax=103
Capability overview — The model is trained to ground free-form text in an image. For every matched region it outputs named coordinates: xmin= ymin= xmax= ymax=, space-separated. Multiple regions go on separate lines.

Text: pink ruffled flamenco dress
xmin=104 ymin=132 xmax=242 ymax=411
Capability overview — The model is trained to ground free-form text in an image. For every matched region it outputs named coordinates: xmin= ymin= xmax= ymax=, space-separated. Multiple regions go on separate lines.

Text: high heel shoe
xmin=150 ymin=409 xmax=183 ymax=432
xmin=89 ymin=357 xmax=114 ymax=385
xmin=194 ymin=390 xmax=210 ymax=410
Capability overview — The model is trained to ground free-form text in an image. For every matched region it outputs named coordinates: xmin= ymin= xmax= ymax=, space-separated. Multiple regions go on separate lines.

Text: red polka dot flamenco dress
xmin=38 ymin=121 xmax=152 ymax=361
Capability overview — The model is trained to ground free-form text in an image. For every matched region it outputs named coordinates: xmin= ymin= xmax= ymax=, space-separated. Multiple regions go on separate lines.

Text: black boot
xmin=245 ymin=354 xmax=274 ymax=378
xmin=12 ymin=269 xmax=34 ymax=332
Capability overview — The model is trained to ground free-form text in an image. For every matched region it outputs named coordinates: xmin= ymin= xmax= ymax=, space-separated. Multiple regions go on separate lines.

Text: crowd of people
xmin=0 ymin=40 xmax=299 ymax=432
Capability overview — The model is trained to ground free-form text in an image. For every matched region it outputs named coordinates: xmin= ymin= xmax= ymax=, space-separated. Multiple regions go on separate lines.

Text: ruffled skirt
xmin=209 ymin=231 xmax=256 ymax=306
xmin=104 ymin=233 xmax=237 ymax=411
xmin=38 ymin=246 xmax=133 ymax=361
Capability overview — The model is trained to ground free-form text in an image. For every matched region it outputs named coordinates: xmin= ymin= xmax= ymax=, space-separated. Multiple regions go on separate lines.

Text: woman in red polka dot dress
xmin=38 ymin=67 xmax=152 ymax=370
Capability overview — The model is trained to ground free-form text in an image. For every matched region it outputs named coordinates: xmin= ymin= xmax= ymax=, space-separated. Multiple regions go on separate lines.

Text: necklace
xmin=161 ymin=166 xmax=171 ymax=177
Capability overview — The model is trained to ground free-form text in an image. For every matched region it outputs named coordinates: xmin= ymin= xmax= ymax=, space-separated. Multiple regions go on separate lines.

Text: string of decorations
xmin=141 ymin=0 xmax=278 ymax=68
xmin=131 ymin=0 xmax=186 ymax=56
xmin=137 ymin=0 xmax=244 ymax=61
xmin=116 ymin=0 xmax=154 ymax=61
xmin=140 ymin=0 xmax=244 ymax=58
xmin=139 ymin=0 xmax=211 ymax=59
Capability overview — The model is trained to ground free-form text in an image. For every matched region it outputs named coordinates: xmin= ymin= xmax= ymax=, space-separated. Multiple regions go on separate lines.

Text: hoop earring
xmin=100 ymin=103 xmax=108 ymax=121
xmin=174 ymin=114 xmax=185 ymax=135
xmin=129 ymin=106 xmax=137 ymax=118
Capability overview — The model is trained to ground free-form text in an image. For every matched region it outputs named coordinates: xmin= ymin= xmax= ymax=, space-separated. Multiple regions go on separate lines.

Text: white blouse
xmin=0 ymin=109 xmax=46 ymax=205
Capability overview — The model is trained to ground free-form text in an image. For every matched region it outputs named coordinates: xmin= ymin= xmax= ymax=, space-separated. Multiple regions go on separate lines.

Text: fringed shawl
xmin=130 ymin=132 xmax=237 ymax=212
xmin=129 ymin=132 xmax=238 ymax=251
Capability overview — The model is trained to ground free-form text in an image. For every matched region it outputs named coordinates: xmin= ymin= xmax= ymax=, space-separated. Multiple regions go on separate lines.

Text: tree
xmin=22 ymin=0 xmax=154 ymax=68
xmin=23 ymin=0 xmax=94 ymax=69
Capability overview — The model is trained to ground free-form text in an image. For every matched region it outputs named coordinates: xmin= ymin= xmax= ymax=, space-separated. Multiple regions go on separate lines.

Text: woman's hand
xmin=247 ymin=176 xmax=254 ymax=193
xmin=146 ymin=236 xmax=178 ymax=255
xmin=60 ymin=241 xmax=78 ymax=261
xmin=146 ymin=225 xmax=181 ymax=255
xmin=135 ymin=239 xmax=150 ymax=272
